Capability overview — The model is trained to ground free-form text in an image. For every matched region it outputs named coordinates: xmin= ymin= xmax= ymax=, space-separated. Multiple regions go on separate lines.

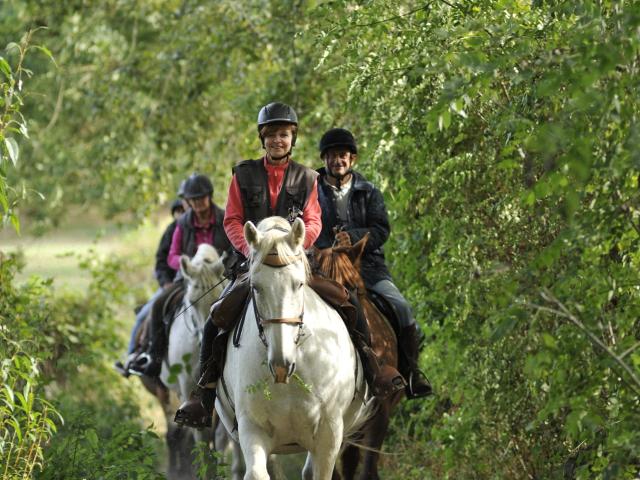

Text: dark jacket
xmin=315 ymin=167 xmax=392 ymax=286
xmin=177 ymin=205 xmax=232 ymax=258
xmin=154 ymin=220 xmax=178 ymax=288
xmin=233 ymin=159 xmax=318 ymax=224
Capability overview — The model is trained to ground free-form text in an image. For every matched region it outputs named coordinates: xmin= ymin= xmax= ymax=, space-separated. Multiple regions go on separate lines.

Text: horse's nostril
xmin=288 ymin=362 xmax=296 ymax=377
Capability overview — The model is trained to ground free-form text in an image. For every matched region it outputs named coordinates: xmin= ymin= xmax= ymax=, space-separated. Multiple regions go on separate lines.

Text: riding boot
xmin=349 ymin=292 xmax=405 ymax=398
xmin=174 ymin=320 xmax=219 ymax=428
xmin=398 ymin=325 xmax=433 ymax=399
xmin=128 ymin=295 xmax=169 ymax=377
xmin=174 ymin=386 xmax=215 ymax=429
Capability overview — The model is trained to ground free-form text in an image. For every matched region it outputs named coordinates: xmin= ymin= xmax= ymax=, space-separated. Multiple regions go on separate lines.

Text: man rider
xmin=129 ymin=173 xmax=231 ymax=377
xmin=175 ymin=102 xmax=405 ymax=429
xmin=315 ymin=128 xmax=432 ymax=399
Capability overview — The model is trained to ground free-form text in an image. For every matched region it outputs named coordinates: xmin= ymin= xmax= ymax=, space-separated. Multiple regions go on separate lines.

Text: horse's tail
xmin=342 ymin=394 xmax=378 ymax=442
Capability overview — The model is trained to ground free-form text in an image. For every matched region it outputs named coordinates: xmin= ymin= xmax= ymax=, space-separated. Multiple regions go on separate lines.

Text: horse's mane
xmin=249 ymin=217 xmax=310 ymax=278
xmin=315 ymin=248 xmax=366 ymax=295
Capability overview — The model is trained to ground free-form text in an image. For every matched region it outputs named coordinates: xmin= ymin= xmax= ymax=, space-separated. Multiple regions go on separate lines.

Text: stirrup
xmin=175 ymin=395 xmax=213 ymax=429
xmin=371 ymin=365 xmax=406 ymax=398
xmin=406 ymin=369 xmax=433 ymax=399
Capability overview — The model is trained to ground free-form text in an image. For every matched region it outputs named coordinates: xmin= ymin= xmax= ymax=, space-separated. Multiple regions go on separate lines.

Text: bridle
xmin=251 ymin=249 xmax=305 ymax=348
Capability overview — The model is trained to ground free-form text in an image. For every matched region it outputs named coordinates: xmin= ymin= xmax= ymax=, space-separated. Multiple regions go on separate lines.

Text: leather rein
xmin=251 ymin=250 xmax=305 ymax=348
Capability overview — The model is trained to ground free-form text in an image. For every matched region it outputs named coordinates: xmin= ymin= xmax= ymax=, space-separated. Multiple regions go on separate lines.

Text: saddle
xmin=161 ymin=284 xmax=185 ymax=336
xmin=367 ymin=290 xmax=400 ymax=337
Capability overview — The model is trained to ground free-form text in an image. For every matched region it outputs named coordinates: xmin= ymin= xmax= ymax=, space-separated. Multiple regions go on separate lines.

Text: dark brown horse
xmin=314 ymin=235 xmax=404 ymax=480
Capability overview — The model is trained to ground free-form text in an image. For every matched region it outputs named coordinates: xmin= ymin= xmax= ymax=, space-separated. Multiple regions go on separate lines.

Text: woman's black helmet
xmin=183 ymin=173 xmax=213 ymax=199
xmin=257 ymin=102 xmax=298 ymax=129
xmin=319 ymin=128 xmax=358 ymax=157
xmin=257 ymin=102 xmax=298 ymax=147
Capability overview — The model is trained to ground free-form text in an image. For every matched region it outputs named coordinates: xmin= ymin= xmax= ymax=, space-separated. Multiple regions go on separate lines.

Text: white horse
xmin=158 ymin=243 xmax=243 ymax=480
xmin=215 ymin=217 xmax=373 ymax=480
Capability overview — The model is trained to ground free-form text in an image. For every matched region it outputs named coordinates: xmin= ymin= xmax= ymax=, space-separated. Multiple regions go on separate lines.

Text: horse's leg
xmin=308 ymin=421 xmax=344 ymax=480
xmin=166 ymin=423 xmax=179 ymax=479
xmin=231 ymin=438 xmax=245 ymax=480
xmin=341 ymin=444 xmax=360 ymax=480
xmin=358 ymin=401 xmax=394 ymax=480
xmin=213 ymin=416 xmax=244 ymax=480
xmin=238 ymin=419 xmax=272 ymax=480
xmin=302 ymin=454 xmax=313 ymax=480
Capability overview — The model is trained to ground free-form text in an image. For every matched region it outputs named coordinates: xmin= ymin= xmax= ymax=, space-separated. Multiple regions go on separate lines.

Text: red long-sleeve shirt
xmin=223 ymin=157 xmax=322 ymax=257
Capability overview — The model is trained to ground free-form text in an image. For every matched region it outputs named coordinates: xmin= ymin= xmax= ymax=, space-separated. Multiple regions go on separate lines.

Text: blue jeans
xmin=127 ymin=287 xmax=164 ymax=354
xmin=369 ymin=279 xmax=416 ymax=330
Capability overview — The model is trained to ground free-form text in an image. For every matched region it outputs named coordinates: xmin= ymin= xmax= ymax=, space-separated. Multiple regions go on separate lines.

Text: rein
xmin=171 ymin=275 xmax=228 ymax=323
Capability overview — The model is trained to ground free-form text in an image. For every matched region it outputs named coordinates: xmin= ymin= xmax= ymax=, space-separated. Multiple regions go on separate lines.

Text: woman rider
xmin=175 ymin=102 xmax=404 ymax=428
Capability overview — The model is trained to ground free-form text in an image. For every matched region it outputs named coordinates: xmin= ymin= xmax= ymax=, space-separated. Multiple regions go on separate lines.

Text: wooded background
xmin=1 ymin=1 xmax=639 ymax=478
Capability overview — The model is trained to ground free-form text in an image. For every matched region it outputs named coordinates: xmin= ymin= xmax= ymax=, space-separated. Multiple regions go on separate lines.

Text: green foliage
xmin=0 ymin=254 xmax=63 ymax=479
xmin=0 ymin=29 xmax=52 ymax=233
xmin=193 ymin=442 xmax=228 ymax=480
xmin=309 ymin=0 xmax=640 ymax=477
xmin=0 ymin=252 xmax=164 ymax=478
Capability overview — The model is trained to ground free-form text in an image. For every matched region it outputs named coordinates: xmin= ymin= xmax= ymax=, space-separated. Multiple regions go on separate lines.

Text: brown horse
xmin=313 ymin=235 xmax=404 ymax=480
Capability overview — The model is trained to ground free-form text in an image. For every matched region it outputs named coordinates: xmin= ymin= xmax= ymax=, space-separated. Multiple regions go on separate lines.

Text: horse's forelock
xmin=249 ymin=225 xmax=309 ymax=279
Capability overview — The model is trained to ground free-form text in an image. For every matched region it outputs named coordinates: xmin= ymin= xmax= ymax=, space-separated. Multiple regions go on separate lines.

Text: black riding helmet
xmin=319 ymin=128 xmax=358 ymax=158
xmin=170 ymin=198 xmax=184 ymax=215
xmin=257 ymin=102 xmax=298 ymax=147
xmin=183 ymin=173 xmax=213 ymax=199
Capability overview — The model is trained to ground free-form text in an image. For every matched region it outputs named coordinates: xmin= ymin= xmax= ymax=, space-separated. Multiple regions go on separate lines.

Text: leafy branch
xmin=0 ymin=28 xmax=55 ymax=233
xmin=527 ymin=289 xmax=640 ymax=396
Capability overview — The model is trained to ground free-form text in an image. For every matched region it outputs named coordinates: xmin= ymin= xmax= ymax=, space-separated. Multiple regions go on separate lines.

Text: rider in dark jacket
xmin=154 ymin=198 xmax=186 ymax=288
xmin=315 ymin=128 xmax=432 ymax=399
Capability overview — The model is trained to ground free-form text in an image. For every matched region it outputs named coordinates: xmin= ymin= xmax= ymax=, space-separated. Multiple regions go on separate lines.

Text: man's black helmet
xmin=183 ymin=173 xmax=213 ymax=199
xmin=257 ymin=102 xmax=298 ymax=130
xmin=319 ymin=128 xmax=358 ymax=157
xmin=177 ymin=179 xmax=187 ymax=198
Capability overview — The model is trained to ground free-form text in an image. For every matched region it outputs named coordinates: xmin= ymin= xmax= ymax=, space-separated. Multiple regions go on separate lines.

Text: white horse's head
xmin=180 ymin=244 xmax=226 ymax=319
xmin=244 ymin=216 xmax=308 ymax=384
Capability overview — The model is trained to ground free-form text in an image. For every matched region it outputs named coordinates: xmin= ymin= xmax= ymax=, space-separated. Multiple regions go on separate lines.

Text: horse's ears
xmin=289 ymin=217 xmax=305 ymax=250
xmin=244 ymin=221 xmax=261 ymax=249
xmin=348 ymin=233 xmax=369 ymax=266
xmin=180 ymin=255 xmax=191 ymax=278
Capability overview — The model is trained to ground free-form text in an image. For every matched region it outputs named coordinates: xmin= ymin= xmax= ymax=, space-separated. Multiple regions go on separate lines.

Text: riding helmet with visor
xmin=182 ymin=173 xmax=213 ymax=200
xmin=257 ymin=102 xmax=298 ymax=147
xmin=319 ymin=128 xmax=358 ymax=158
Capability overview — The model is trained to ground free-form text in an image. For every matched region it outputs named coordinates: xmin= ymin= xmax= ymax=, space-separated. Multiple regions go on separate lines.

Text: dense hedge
xmin=0 ymin=253 xmax=163 ymax=479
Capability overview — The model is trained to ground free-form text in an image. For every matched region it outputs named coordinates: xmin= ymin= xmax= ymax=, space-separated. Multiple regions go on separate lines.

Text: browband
xmin=262 ymin=252 xmax=303 ymax=268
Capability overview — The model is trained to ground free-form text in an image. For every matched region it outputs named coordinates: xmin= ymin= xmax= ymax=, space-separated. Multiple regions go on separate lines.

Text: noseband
xmin=251 ymin=250 xmax=305 ymax=348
